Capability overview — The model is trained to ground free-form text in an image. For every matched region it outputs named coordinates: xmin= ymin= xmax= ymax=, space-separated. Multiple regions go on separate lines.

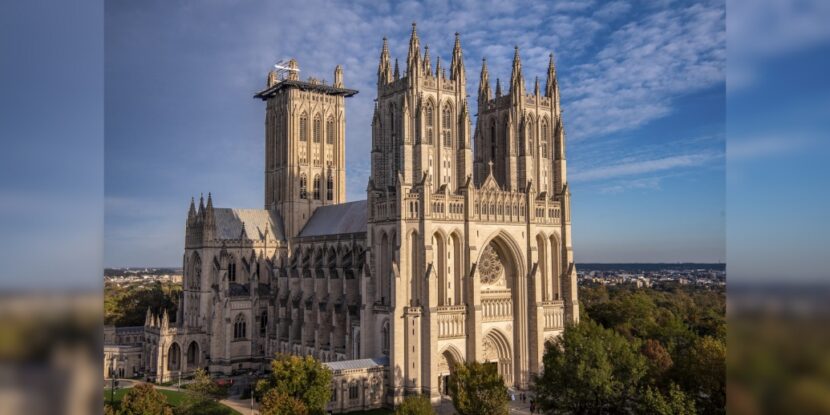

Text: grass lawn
xmin=104 ymin=387 xmax=241 ymax=414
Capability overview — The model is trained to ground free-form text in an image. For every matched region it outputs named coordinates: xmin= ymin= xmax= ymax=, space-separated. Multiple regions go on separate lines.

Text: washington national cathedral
xmin=104 ymin=24 xmax=579 ymax=412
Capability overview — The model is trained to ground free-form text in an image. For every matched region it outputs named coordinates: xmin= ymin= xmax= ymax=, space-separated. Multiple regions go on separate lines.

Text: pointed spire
xmin=450 ymin=32 xmax=465 ymax=84
xmin=510 ymin=46 xmax=524 ymax=96
xmin=378 ymin=37 xmax=392 ymax=85
xmin=394 ymin=58 xmax=400 ymax=80
xmin=534 ymin=76 xmax=540 ymax=96
xmin=188 ymin=197 xmax=196 ymax=219
xmin=423 ymin=45 xmax=432 ymax=75
xmin=478 ymin=58 xmax=491 ymax=103
xmin=145 ymin=307 xmax=152 ymax=326
xmin=206 ymin=192 xmax=213 ymax=210
xmin=198 ymin=193 xmax=205 ymax=215
xmin=546 ymin=52 xmax=561 ymax=112
xmin=406 ymin=22 xmax=421 ymax=77
xmin=495 ymin=77 xmax=502 ymax=97
xmin=435 ymin=56 xmax=441 ymax=78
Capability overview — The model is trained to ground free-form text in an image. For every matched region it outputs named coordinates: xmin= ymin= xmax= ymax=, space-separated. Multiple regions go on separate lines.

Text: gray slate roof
xmin=214 ymin=208 xmax=286 ymax=241
xmin=324 ymin=356 xmax=388 ymax=371
xmin=298 ymin=200 xmax=367 ymax=238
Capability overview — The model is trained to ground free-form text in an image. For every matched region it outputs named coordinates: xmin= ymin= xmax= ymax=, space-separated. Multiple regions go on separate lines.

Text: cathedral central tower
xmin=256 ymin=59 xmax=358 ymax=238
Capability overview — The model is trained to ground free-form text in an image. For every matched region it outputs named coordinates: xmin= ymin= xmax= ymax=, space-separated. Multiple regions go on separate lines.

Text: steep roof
xmin=213 ymin=208 xmax=286 ymax=241
xmin=298 ymin=200 xmax=367 ymax=238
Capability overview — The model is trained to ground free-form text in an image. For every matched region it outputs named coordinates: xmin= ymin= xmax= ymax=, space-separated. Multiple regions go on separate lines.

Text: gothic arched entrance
xmin=483 ymin=330 xmax=513 ymax=386
xmin=438 ymin=346 xmax=462 ymax=396
xmin=167 ymin=342 xmax=181 ymax=372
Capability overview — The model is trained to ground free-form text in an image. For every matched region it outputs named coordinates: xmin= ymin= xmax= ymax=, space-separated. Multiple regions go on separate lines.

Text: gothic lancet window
xmin=313 ymin=175 xmax=321 ymax=200
xmin=326 ymin=175 xmax=333 ymax=200
xmin=527 ymin=118 xmax=535 ymax=157
xmin=326 ymin=117 xmax=335 ymax=144
xmin=541 ymin=119 xmax=549 ymax=158
xmin=299 ymin=174 xmax=308 ymax=199
xmin=300 ymin=112 xmax=308 ymax=142
xmin=260 ymin=310 xmax=267 ymax=337
xmin=490 ymin=119 xmax=497 ymax=162
xmin=425 ymin=103 xmax=434 ymax=144
xmin=228 ymin=260 xmax=236 ymax=282
xmin=313 ymin=115 xmax=322 ymax=143
xmin=234 ymin=314 xmax=246 ymax=339
xmin=442 ymin=104 xmax=452 ymax=147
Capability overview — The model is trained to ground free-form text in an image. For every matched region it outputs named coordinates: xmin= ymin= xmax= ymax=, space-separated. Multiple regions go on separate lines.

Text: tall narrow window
xmin=490 ymin=119 xmax=497 ymax=162
xmin=425 ymin=103 xmax=434 ymax=144
xmin=313 ymin=115 xmax=321 ymax=143
xmin=326 ymin=117 xmax=335 ymax=144
xmin=299 ymin=112 xmax=308 ymax=142
xmin=541 ymin=119 xmax=549 ymax=158
xmin=228 ymin=261 xmax=236 ymax=282
xmin=234 ymin=314 xmax=246 ymax=339
xmin=326 ymin=175 xmax=333 ymax=200
xmin=313 ymin=175 xmax=321 ymax=200
xmin=299 ymin=174 xmax=308 ymax=199
xmin=442 ymin=104 xmax=452 ymax=147
xmin=527 ymin=118 xmax=535 ymax=157
xmin=260 ymin=310 xmax=267 ymax=337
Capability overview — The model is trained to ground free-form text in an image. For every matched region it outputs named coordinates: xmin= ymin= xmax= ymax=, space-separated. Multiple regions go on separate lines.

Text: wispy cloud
xmin=599 ymin=176 xmax=663 ymax=194
xmin=571 ymin=152 xmax=721 ymax=182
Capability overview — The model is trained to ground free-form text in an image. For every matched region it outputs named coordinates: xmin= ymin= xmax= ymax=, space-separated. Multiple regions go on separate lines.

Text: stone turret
xmin=450 ymin=32 xmax=465 ymax=85
xmin=510 ymin=46 xmax=525 ymax=99
xmin=378 ymin=37 xmax=392 ymax=85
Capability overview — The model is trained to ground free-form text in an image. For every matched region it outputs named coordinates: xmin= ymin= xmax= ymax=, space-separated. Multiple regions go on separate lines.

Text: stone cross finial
xmin=488 ymin=160 xmax=494 ymax=175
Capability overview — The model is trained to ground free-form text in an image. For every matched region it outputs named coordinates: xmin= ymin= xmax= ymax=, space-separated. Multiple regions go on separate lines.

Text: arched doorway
xmin=438 ymin=346 xmax=462 ymax=396
xmin=483 ymin=330 xmax=513 ymax=386
xmin=168 ymin=342 xmax=181 ymax=372
xmin=186 ymin=341 xmax=199 ymax=368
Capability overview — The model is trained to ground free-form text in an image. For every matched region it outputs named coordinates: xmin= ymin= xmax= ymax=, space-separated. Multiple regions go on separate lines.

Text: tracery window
xmin=326 ymin=117 xmax=335 ymax=144
xmin=313 ymin=175 xmax=321 ymax=200
xmin=326 ymin=175 xmax=333 ymax=200
xmin=541 ymin=119 xmax=549 ymax=158
xmin=478 ymin=244 xmax=504 ymax=285
xmin=442 ymin=104 xmax=452 ymax=147
xmin=299 ymin=112 xmax=308 ymax=142
xmin=299 ymin=174 xmax=308 ymax=199
xmin=425 ymin=103 xmax=434 ymax=144
xmin=234 ymin=314 xmax=246 ymax=339
xmin=313 ymin=115 xmax=321 ymax=143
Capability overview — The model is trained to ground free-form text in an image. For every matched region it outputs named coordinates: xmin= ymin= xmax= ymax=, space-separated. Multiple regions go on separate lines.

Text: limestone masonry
xmin=105 ymin=24 xmax=578 ymax=412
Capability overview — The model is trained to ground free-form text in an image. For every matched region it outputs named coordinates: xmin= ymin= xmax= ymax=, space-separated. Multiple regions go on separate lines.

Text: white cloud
xmin=571 ymin=152 xmax=721 ymax=182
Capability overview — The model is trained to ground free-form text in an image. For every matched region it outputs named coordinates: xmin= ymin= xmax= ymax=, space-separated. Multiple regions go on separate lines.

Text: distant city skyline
xmin=104 ymin=0 xmax=726 ymax=267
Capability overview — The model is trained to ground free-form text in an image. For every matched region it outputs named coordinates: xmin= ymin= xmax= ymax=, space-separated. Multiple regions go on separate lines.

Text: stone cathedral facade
xmin=121 ymin=24 xmax=578 ymax=411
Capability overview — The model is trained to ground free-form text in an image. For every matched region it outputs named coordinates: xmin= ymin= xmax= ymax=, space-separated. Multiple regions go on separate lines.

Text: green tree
xmin=118 ymin=383 xmax=173 ymax=415
xmin=178 ymin=368 xmax=229 ymax=414
xmin=640 ymin=383 xmax=697 ymax=415
xmin=260 ymin=390 xmax=309 ymax=415
xmin=185 ymin=368 xmax=224 ymax=401
xmin=447 ymin=361 xmax=508 ymax=415
xmin=534 ymin=320 xmax=647 ymax=414
xmin=395 ymin=394 xmax=436 ymax=415
xmin=255 ymin=354 xmax=332 ymax=415
xmin=675 ymin=336 xmax=726 ymax=414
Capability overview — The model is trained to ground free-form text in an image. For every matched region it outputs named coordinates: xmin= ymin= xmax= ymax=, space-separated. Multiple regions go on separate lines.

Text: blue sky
xmin=104 ymin=0 xmax=727 ymax=267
